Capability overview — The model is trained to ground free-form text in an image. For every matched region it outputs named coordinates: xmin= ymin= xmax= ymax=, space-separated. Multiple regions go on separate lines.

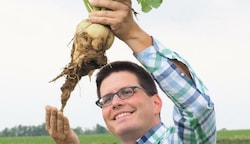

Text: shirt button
xmin=181 ymin=73 xmax=185 ymax=77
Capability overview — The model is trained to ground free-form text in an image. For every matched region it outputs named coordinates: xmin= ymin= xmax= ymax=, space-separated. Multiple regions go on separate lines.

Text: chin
xmin=113 ymin=123 xmax=139 ymax=136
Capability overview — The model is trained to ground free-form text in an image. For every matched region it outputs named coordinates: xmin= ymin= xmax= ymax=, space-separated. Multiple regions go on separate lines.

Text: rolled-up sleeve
xmin=134 ymin=37 xmax=216 ymax=143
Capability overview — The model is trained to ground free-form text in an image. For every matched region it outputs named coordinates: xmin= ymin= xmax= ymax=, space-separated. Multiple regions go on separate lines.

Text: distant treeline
xmin=0 ymin=123 xmax=108 ymax=137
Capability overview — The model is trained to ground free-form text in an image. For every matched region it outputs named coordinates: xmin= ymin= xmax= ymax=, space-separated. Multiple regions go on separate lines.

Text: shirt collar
xmin=136 ymin=122 xmax=167 ymax=144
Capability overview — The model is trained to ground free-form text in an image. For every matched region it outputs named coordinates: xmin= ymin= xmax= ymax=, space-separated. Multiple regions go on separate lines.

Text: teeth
xmin=116 ymin=112 xmax=131 ymax=120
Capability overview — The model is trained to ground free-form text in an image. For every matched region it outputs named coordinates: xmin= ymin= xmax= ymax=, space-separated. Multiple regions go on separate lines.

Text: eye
xmin=119 ymin=87 xmax=134 ymax=97
xmin=102 ymin=94 xmax=113 ymax=105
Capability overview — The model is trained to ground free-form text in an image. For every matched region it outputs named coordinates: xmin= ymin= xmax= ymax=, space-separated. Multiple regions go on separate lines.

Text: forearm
xmin=121 ymin=23 xmax=152 ymax=54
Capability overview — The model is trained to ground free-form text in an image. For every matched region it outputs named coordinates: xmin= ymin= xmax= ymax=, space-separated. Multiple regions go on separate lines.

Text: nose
xmin=111 ymin=94 xmax=124 ymax=109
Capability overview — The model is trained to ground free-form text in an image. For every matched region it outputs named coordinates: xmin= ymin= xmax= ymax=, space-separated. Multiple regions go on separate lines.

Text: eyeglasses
xmin=96 ymin=86 xmax=147 ymax=108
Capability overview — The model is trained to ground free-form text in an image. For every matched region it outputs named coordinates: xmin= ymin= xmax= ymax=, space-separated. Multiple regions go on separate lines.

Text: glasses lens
xmin=101 ymin=94 xmax=113 ymax=107
xmin=97 ymin=86 xmax=139 ymax=108
xmin=119 ymin=87 xmax=134 ymax=99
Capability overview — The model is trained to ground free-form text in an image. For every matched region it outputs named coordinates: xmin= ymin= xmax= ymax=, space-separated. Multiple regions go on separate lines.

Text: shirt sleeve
xmin=134 ymin=37 xmax=216 ymax=143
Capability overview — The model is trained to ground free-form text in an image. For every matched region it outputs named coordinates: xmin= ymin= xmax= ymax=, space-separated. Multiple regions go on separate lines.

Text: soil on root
xmin=50 ymin=31 xmax=108 ymax=112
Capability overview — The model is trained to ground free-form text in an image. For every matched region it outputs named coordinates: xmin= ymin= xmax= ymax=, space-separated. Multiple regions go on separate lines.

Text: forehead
xmin=100 ymin=71 xmax=139 ymax=95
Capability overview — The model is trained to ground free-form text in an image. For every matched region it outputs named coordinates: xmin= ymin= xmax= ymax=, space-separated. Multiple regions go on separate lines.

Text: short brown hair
xmin=96 ymin=61 xmax=158 ymax=98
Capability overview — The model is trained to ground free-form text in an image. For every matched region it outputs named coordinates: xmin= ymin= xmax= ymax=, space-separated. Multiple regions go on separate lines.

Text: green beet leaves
xmin=136 ymin=0 xmax=163 ymax=13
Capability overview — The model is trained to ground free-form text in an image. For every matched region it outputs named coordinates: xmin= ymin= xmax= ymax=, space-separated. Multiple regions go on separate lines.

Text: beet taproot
xmin=50 ymin=19 xmax=114 ymax=112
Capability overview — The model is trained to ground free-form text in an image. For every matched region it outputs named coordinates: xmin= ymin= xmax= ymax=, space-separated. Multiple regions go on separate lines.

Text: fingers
xmin=57 ymin=111 xmax=64 ymax=132
xmin=56 ymin=111 xmax=70 ymax=134
xmin=45 ymin=105 xmax=53 ymax=131
xmin=63 ymin=116 xmax=71 ymax=134
xmin=50 ymin=107 xmax=58 ymax=131
xmin=45 ymin=105 xmax=70 ymax=133
xmin=88 ymin=2 xmax=133 ymax=31
xmin=46 ymin=106 xmax=62 ymax=131
xmin=89 ymin=0 xmax=131 ymax=20
xmin=90 ymin=0 xmax=131 ymax=11
xmin=45 ymin=105 xmax=76 ymax=143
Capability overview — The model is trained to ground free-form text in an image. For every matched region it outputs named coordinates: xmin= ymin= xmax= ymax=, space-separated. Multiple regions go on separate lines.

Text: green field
xmin=217 ymin=129 xmax=250 ymax=144
xmin=0 ymin=134 xmax=119 ymax=144
xmin=0 ymin=130 xmax=249 ymax=144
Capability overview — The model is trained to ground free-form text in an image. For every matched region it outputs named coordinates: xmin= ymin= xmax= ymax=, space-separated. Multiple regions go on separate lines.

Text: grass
xmin=0 ymin=136 xmax=54 ymax=144
xmin=217 ymin=129 xmax=250 ymax=144
xmin=0 ymin=134 xmax=119 ymax=144
xmin=79 ymin=134 xmax=119 ymax=144
xmin=0 ymin=130 xmax=249 ymax=144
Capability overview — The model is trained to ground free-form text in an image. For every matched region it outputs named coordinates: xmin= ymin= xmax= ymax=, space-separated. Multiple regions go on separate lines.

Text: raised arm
xmin=135 ymin=38 xmax=216 ymax=143
xmin=89 ymin=0 xmax=193 ymax=78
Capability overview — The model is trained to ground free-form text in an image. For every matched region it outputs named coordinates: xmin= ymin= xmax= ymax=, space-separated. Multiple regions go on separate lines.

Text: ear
xmin=152 ymin=94 xmax=162 ymax=115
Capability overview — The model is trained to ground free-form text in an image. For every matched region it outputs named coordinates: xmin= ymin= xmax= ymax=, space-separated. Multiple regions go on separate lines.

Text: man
xmin=45 ymin=0 xmax=216 ymax=143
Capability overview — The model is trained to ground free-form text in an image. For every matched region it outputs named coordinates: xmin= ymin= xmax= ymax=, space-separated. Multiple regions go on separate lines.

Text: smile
xmin=115 ymin=112 xmax=132 ymax=120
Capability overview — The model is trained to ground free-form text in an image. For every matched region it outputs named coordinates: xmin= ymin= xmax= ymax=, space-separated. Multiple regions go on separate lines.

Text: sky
xmin=0 ymin=0 xmax=250 ymax=131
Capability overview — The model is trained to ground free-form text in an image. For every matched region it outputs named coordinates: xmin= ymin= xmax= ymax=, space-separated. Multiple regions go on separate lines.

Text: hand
xmin=88 ymin=0 xmax=152 ymax=53
xmin=45 ymin=105 xmax=80 ymax=144
xmin=88 ymin=0 xmax=136 ymax=41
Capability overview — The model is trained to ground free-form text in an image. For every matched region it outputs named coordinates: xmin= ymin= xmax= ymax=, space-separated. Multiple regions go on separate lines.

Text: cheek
xmin=102 ymin=109 xmax=110 ymax=122
xmin=137 ymin=98 xmax=156 ymax=116
xmin=135 ymin=96 xmax=152 ymax=106
xmin=102 ymin=109 xmax=115 ymax=132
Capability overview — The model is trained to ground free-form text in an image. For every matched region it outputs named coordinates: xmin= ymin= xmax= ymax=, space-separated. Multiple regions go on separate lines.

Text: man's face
xmin=99 ymin=71 xmax=161 ymax=138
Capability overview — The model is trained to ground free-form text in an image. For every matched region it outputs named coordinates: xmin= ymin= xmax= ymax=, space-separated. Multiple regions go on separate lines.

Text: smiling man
xmin=95 ymin=62 xmax=163 ymax=143
xmin=45 ymin=0 xmax=216 ymax=143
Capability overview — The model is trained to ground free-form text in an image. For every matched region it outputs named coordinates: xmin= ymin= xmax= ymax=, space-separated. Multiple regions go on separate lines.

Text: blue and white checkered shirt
xmin=134 ymin=37 xmax=216 ymax=144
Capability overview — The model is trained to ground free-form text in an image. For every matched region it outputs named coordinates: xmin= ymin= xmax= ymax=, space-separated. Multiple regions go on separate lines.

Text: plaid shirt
xmin=134 ymin=37 xmax=216 ymax=144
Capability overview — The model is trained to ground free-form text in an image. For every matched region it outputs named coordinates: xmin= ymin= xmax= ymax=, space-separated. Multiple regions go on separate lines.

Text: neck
xmin=118 ymin=122 xmax=161 ymax=144
xmin=118 ymin=132 xmax=139 ymax=144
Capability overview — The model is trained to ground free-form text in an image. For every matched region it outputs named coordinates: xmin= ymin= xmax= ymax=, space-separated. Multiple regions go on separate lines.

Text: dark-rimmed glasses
xmin=96 ymin=86 xmax=147 ymax=108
